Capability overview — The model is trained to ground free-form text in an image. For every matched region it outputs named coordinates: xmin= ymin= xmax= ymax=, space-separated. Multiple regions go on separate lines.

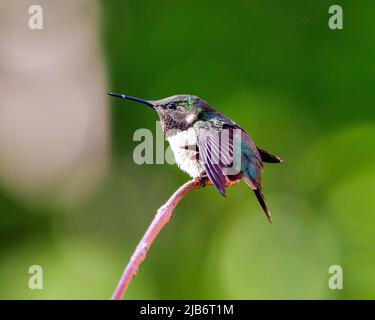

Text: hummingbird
xmin=108 ymin=93 xmax=282 ymax=223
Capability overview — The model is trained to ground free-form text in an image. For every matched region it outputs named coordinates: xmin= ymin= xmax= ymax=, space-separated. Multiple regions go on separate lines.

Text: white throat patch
xmin=185 ymin=114 xmax=196 ymax=124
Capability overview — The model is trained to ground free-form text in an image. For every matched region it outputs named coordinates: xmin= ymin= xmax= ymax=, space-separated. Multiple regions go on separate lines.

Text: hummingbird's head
xmin=108 ymin=93 xmax=213 ymax=134
xmin=151 ymin=94 xmax=213 ymax=133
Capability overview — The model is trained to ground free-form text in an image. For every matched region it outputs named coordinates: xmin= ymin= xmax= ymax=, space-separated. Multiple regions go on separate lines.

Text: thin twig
xmin=111 ymin=178 xmax=208 ymax=300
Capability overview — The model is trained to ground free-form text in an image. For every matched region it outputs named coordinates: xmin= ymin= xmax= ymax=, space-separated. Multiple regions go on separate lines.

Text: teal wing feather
xmin=197 ymin=110 xmax=272 ymax=223
xmin=194 ymin=115 xmax=263 ymax=194
xmin=238 ymin=130 xmax=263 ymax=188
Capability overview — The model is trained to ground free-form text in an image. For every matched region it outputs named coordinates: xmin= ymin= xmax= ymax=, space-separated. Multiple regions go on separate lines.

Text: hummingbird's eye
xmin=168 ymin=103 xmax=177 ymax=110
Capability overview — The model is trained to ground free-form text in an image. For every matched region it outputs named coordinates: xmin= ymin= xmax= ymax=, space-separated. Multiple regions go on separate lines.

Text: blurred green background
xmin=0 ymin=0 xmax=374 ymax=299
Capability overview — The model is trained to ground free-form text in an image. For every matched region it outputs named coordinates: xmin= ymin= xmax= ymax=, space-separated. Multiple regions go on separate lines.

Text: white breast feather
xmin=167 ymin=128 xmax=205 ymax=178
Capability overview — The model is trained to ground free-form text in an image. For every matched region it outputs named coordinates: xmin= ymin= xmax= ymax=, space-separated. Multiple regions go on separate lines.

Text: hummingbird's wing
xmin=196 ymin=128 xmax=226 ymax=196
xmin=195 ymin=114 xmax=273 ymax=223
xmin=195 ymin=122 xmax=238 ymax=196
xmin=195 ymin=120 xmax=273 ymax=223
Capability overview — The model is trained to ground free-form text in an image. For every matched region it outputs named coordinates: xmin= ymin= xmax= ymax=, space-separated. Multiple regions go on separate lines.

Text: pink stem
xmin=111 ymin=179 xmax=203 ymax=300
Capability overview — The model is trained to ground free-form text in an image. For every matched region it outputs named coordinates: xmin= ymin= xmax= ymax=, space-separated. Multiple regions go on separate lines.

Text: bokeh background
xmin=0 ymin=0 xmax=374 ymax=299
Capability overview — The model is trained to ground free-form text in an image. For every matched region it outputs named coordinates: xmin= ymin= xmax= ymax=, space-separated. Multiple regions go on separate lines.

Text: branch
xmin=111 ymin=178 xmax=208 ymax=300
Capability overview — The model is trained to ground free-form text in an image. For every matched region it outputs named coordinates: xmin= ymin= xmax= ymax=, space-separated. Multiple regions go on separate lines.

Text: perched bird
xmin=109 ymin=93 xmax=282 ymax=223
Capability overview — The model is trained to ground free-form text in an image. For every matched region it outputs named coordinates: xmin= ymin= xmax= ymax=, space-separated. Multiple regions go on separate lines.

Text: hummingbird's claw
xmin=194 ymin=177 xmax=209 ymax=189
xmin=200 ymin=177 xmax=207 ymax=187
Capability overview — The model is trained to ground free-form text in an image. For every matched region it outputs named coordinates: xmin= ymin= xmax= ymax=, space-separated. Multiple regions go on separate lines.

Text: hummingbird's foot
xmin=194 ymin=177 xmax=209 ymax=189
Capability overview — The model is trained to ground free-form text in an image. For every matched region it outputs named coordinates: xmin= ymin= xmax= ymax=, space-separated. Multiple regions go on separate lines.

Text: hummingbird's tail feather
xmin=253 ymin=188 xmax=272 ymax=224
xmin=257 ymin=147 xmax=283 ymax=164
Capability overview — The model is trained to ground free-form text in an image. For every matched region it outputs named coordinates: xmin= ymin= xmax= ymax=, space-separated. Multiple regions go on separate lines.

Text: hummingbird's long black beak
xmin=108 ymin=93 xmax=154 ymax=109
